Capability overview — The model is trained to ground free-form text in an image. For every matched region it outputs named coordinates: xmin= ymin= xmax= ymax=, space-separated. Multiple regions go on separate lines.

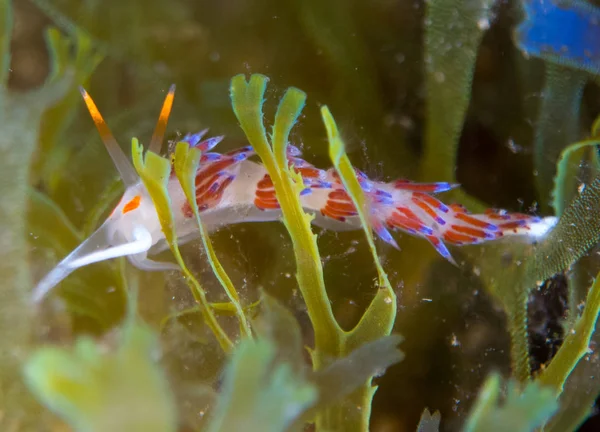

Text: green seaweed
xmin=230 ymin=74 xmax=340 ymax=348
xmin=468 ymin=109 xmax=600 ymax=384
xmin=533 ymin=174 xmax=600 ymax=283
xmin=323 ymin=105 xmax=393 ymax=292
xmin=421 ymin=0 xmax=494 ymax=184
xmin=230 ymin=74 xmax=401 ymax=430
xmin=321 ymin=105 xmax=400 ymax=426
xmin=0 ymin=1 xmax=76 ymax=425
xmin=551 ymin=119 xmax=600 ymax=218
xmin=463 ymin=373 xmax=558 ymax=432
xmin=0 ymin=0 xmax=11 ymax=87
xmin=205 ymin=338 xmax=317 ymax=432
xmin=23 ymin=312 xmax=177 ymax=432
xmin=251 ymin=293 xmax=305 ymax=373
xmin=160 ymin=299 xmax=260 ymax=330
xmin=480 ymin=255 xmax=533 ymax=383
xmin=476 ymin=164 xmax=600 ymax=384
xmin=534 ymin=261 xmax=600 ymax=432
xmin=544 ymin=359 xmax=600 ymax=432
xmin=256 ymin=292 xmax=403 ymax=414
xmin=550 ymin=115 xmax=600 ymax=330
xmin=205 ymin=294 xmax=317 ymax=432
xmin=416 ymin=409 xmax=441 ymax=432
xmin=533 ymin=65 xmax=586 ymax=211
xmin=173 ymin=141 xmax=252 ymax=339
xmin=309 ymin=334 xmax=403 ymax=411
xmin=503 ymin=275 xmax=532 ymax=384
xmin=537 ymin=273 xmax=600 ymax=394
xmin=205 ymin=292 xmax=402 ymax=431
xmin=34 ymin=27 xmax=104 ymax=189
xmin=475 ymin=149 xmax=600 ymax=424
xmin=131 ymin=139 xmax=233 ymax=352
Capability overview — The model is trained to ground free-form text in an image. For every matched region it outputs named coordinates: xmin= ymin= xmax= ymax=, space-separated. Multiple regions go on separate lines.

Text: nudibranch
xmin=32 ymin=85 xmax=557 ymax=303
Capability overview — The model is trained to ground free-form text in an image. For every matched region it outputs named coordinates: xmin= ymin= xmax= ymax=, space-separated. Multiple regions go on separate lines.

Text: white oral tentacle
xmin=32 ymin=224 xmax=153 ymax=304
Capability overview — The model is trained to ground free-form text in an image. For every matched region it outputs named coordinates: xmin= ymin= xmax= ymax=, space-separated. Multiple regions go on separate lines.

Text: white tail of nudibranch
xmin=32 ymin=85 xmax=179 ymax=304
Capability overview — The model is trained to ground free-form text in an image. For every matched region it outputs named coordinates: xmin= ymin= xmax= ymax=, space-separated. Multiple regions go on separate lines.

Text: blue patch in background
xmin=515 ymin=0 xmax=600 ymax=75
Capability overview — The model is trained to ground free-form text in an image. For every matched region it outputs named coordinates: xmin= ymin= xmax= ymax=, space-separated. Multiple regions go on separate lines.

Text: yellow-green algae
xmin=131 ymin=138 xmax=234 ymax=352
xmin=173 ymin=141 xmax=252 ymax=340
xmin=24 ymin=293 xmax=177 ymax=432
xmin=230 ymin=74 xmax=399 ymax=430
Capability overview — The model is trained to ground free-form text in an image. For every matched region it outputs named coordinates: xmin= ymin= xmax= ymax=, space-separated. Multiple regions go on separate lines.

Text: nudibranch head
xmin=32 ymin=85 xmax=179 ymax=304
xmin=104 ymin=183 xmax=163 ymax=248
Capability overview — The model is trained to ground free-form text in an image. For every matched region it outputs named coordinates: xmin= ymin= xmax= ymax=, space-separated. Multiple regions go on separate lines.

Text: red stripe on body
xmin=294 ymin=166 xmax=323 ymax=179
xmin=455 ymin=213 xmax=495 ymax=229
xmin=257 ymin=174 xmax=274 ymax=189
xmin=387 ymin=212 xmax=428 ymax=233
xmin=498 ymin=221 xmax=528 ymax=230
xmin=412 ymin=196 xmax=440 ymax=221
xmin=254 ymin=197 xmax=280 ymax=210
xmin=442 ymin=230 xmax=477 ymax=245
xmin=195 ymin=158 xmax=237 ymax=184
xmin=450 ymin=224 xmax=488 ymax=239
xmin=320 ymin=208 xmax=347 ymax=222
xmin=326 ymin=199 xmax=357 ymax=214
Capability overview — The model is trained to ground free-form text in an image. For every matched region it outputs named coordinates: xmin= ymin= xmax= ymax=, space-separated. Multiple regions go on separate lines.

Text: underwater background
xmin=3 ymin=0 xmax=600 ymax=430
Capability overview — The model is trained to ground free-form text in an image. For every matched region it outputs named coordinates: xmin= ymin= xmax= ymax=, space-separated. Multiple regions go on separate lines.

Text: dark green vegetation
xmin=3 ymin=0 xmax=600 ymax=430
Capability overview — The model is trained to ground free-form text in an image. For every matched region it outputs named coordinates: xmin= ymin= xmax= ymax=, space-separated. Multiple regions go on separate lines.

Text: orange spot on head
xmin=122 ymin=195 xmax=141 ymax=214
